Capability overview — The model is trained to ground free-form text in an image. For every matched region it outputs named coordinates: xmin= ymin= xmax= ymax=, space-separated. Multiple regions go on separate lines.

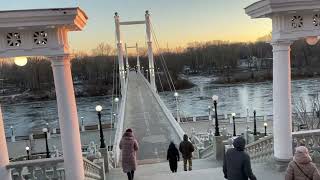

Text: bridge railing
xmin=113 ymin=75 xmax=129 ymax=167
xmin=7 ymin=157 xmax=104 ymax=179
xmin=139 ymin=73 xmax=185 ymax=141
xmin=245 ymin=129 xmax=320 ymax=163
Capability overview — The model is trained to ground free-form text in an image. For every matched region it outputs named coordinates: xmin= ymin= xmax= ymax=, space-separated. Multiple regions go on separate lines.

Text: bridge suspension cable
xmin=154 ymin=63 xmax=165 ymax=92
xmin=150 ymin=22 xmax=177 ymax=93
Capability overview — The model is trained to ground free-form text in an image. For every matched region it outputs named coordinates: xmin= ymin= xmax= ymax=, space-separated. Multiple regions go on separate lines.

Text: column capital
xmin=271 ymin=40 xmax=293 ymax=52
xmin=50 ymin=55 xmax=72 ymax=67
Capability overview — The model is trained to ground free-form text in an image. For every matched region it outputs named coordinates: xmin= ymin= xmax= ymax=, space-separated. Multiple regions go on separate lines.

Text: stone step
xmin=107 ymin=158 xmax=285 ymax=180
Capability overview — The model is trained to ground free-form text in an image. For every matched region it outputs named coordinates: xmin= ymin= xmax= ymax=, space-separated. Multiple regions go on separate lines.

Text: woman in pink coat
xmin=120 ymin=128 xmax=139 ymax=180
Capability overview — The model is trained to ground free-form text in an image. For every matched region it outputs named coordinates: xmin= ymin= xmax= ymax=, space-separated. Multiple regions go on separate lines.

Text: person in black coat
xmin=167 ymin=142 xmax=180 ymax=173
xmin=223 ymin=136 xmax=257 ymax=180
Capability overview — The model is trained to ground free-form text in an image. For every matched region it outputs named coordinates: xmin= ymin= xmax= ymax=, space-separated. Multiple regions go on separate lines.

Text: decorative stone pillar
xmin=0 ymin=107 xmax=12 ymax=180
xmin=50 ymin=55 xmax=84 ymax=180
xmin=145 ymin=11 xmax=156 ymax=91
xmin=272 ymin=41 xmax=293 ymax=161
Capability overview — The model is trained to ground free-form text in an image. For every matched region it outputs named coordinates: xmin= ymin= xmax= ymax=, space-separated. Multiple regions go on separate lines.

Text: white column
xmin=145 ymin=11 xmax=156 ymax=91
xmin=51 ymin=56 xmax=84 ymax=180
xmin=0 ymin=107 xmax=12 ymax=180
xmin=125 ymin=44 xmax=129 ymax=74
xmin=136 ymin=43 xmax=141 ymax=72
xmin=114 ymin=13 xmax=126 ymax=95
xmin=272 ymin=41 xmax=293 ymax=161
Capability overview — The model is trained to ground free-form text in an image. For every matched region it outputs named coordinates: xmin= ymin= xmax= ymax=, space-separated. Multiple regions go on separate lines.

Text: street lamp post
xmin=146 ymin=70 xmax=149 ymax=81
xmin=174 ymin=92 xmax=180 ymax=123
xmin=42 ymin=128 xmax=50 ymax=158
xmin=212 ymin=95 xmax=220 ymax=136
xmin=114 ymin=97 xmax=119 ymax=128
xmin=25 ymin=146 xmax=30 ymax=160
xmin=232 ymin=113 xmax=236 ymax=136
xmin=264 ymin=122 xmax=268 ymax=136
xmin=208 ymin=106 xmax=211 ymax=121
xmin=96 ymin=105 xmax=106 ymax=148
xmin=253 ymin=110 xmax=257 ymax=135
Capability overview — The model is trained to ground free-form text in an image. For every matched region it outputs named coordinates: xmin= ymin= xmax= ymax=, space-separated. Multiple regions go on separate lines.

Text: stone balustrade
xmin=199 ymin=144 xmax=215 ymax=159
xmin=83 ymin=158 xmax=103 ymax=179
xmin=8 ymin=157 xmax=65 ymax=180
xmin=245 ymin=129 xmax=320 ymax=163
xmin=245 ymin=136 xmax=274 ymax=163
xmin=7 ymin=157 xmax=104 ymax=180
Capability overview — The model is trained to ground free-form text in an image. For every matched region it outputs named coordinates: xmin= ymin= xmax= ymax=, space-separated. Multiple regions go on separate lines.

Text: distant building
xmin=238 ymin=57 xmax=272 ymax=70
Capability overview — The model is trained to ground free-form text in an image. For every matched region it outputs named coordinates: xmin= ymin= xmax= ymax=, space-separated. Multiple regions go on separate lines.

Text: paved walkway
xmin=124 ymin=72 xmax=181 ymax=161
xmin=107 ymin=159 xmax=285 ymax=180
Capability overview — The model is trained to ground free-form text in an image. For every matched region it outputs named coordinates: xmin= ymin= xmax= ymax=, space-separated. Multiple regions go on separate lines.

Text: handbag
xmin=294 ymin=161 xmax=313 ymax=180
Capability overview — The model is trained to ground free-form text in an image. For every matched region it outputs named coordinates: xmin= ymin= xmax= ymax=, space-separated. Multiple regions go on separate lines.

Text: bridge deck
xmin=124 ymin=72 xmax=181 ymax=161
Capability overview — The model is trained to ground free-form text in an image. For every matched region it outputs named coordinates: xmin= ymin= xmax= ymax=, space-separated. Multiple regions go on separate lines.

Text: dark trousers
xmin=169 ymin=160 xmax=178 ymax=173
xmin=127 ymin=170 xmax=135 ymax=180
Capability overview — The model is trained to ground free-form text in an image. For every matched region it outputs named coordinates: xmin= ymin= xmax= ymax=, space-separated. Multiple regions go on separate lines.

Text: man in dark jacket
xmin=179 ymin=134 xmax=195 ymax=171
xmin=223 ymin=136 xmax=256 ymax=180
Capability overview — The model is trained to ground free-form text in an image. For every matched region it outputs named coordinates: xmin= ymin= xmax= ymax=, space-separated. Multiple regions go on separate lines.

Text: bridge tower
xmin=125 ymin=43 xmax=130 ymax=75
xmin=114 ymin=13 xmax=126 ymax=96
xmin=246 ymin=0 xmax=320 ymax=163
xmin=114 ymin=11 xmax=157 ymax=93
xmin=145 ymin=11 xmax=156 ymax=91
xmin=136 ymin=43 xmax=141 ymax=72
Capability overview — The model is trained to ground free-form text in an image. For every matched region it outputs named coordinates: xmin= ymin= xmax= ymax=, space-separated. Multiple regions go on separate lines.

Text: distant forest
xmin=1 ymin=35 xmax=320 ymax=99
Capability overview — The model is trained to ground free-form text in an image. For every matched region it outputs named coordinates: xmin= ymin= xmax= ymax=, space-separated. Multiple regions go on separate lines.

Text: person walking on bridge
xmin=285 ymin=146 xmax=320 ymax=180
xmin=223 ymin=136 xmax=256 ymax=180
xmin=167 ymin=142 xmax=180 ymax=173
xmin=179 ymin=134 xmax=194 ymax=171
xmin=120 ymin=128 xmax=139 ymax=180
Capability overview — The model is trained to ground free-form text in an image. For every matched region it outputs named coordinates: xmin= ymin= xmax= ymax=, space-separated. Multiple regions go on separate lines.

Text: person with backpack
xmin=179 ymin=134 xmax=194 ymax=171
xmin=167 ymin=142 xmax=180 ymax=173
xmin=223 ymin=136 xmax=256 ymax=180
xmin=285 ymin=146 xmax=320 ymax=180
xmin=120 ymin=128 xmax=139 ymax=180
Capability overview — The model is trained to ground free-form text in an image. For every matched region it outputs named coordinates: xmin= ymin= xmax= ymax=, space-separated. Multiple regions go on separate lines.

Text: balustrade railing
xmin=199 ymin=144 xmax=215 ymax=159
xmin=8 ymin=157 xmax=65 ymax=180
xmin=7 ymin=157 xmax=104 ymax=180
xmin=245 ymin=136 xmax=273 ymax=163
xmin=245 ymin=129 xmax=320 ymax=163
xmin=83 ymin=158 xmax=103 ymax=179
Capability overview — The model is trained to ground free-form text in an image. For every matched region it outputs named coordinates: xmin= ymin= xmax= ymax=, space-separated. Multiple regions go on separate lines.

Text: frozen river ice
xmin=3 ymin=75 xmax=320 ymax=136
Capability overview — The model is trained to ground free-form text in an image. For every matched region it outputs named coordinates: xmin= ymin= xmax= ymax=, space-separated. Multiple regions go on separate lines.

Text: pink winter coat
xmin=285 ymin=147 xmax=320 ymax=180
xmin=120 ymin=131 xmax=139 ymax=173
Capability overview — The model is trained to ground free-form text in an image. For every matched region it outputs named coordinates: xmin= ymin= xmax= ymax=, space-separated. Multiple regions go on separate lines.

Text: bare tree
xmin=91 ymin=43 xmax=114 ymax=56
xmin=294 ymin=95 xmax=320 ymax=130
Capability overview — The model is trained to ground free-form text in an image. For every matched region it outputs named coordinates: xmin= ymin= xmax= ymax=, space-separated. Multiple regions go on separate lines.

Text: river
xmin=3 ymin=75 xmax=320 ymax=136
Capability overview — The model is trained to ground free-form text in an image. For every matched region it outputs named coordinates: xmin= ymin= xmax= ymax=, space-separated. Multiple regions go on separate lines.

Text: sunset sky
xmin=1 ymin=0 xmax=271 ymax=53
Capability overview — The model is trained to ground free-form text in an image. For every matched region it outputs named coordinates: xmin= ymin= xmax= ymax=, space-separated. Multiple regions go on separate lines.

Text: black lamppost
xmin=96 ymin=105 xmax=106 ymax=148
xmin=212 ymin=95 xmax=220 ymax=136
xmin=25 ymin=146 xmax=30 ymax=160
xmin=264 ymin=122 xmax=268 ymax=136
xmin=42 ymin=128 xmax=50 ymax=158
xmin=253 ymin=110 xmax=257 ymax=135
xmin=208 ymin=106 xmax=211 ymax=121
xmin=232 ymin=113 xmax=236 ymax=136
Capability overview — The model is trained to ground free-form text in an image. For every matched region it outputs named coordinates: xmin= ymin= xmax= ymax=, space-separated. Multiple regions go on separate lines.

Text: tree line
xmin=1 ymin=38 xmax=320 ymax=99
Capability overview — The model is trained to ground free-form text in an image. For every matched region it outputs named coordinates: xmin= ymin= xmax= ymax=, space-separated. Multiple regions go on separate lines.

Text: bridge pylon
xmin=145 ymin=11 xmax=156 ymax=91
xmin=114 ymin=12 xmax=126 ymax=96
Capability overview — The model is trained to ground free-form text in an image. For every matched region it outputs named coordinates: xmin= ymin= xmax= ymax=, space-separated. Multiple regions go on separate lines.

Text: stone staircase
xmin=106 ymin=158 xmax=285 ymax=180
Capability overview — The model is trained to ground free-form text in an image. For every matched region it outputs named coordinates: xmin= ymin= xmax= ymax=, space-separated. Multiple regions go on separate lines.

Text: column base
xmin=213 ymin=136 xmax=227 ymax=161
xmin=270 ymin=157 xmax=291 ymax=172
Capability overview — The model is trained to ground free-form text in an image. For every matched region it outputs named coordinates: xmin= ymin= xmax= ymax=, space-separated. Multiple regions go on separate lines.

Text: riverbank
xmin=0 ymin=74 xmax=195 ymax=104
xmin=214 ymin=67 xmax=320 ymax=85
